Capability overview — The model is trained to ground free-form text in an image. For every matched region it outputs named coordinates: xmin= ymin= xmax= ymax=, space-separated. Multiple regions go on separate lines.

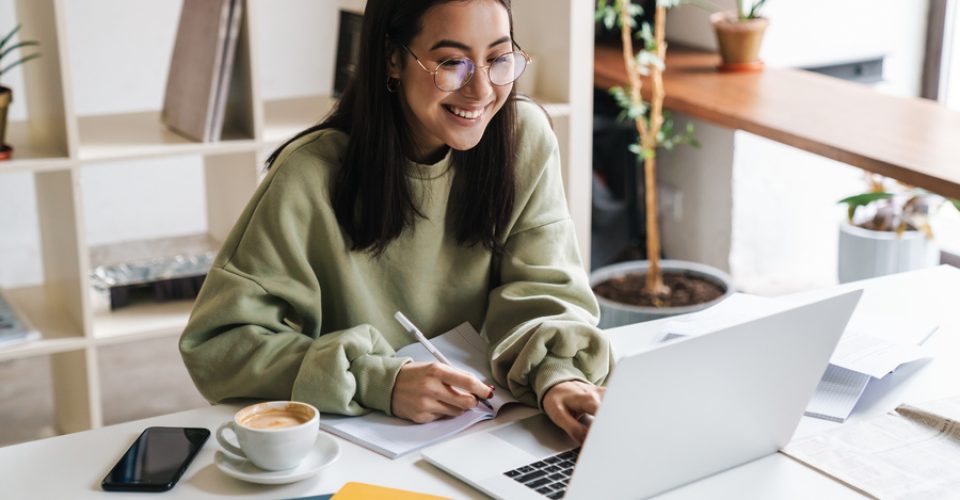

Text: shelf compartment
xmin=262 ymin=94 xmax=338 ymax=144
xmin=76 ymin=111 xmax=259 ymax=162
xmin=91 ymin=298 xmax=194 ymax=344
xmin=0 ymin=286 xmax=86 ymax=363
xmin=0 ymin=121 xmax=73 ymax=173
xmin=87 ymin=232 xmax=225 ymax=343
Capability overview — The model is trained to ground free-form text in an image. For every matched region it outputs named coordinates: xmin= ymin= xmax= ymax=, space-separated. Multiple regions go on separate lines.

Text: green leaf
xmin=951 ymin=198 xmax=960 ymax=212
xmin=838 ymin=192 xmax=894 ymax=207
xmin=0 ymin=40 xmax=39 ymax=63
xmin=0 ymin=53 xmax=40 ymax=77
xmin=0 ymin=24 xmax=22 ymax=53
xmin=639 ymin=22 xmax=655 ymax=48
xmin=748 ymin=0 xmax=769 ymax=19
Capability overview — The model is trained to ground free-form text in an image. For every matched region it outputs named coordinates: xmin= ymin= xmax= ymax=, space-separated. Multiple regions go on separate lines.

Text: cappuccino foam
xmin=240 ymin=406 xmax=312 ymax=429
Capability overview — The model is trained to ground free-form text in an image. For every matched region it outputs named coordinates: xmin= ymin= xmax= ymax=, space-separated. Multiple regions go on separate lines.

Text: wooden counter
xmin=595 ymin=45 xmax=960 ymax=200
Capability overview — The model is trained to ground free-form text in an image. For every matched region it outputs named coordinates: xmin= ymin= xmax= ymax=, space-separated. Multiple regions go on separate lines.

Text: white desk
xmin=2 ymin=266 xmax=958 ymax=499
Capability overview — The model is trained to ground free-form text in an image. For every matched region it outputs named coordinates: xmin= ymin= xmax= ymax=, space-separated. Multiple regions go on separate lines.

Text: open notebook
xmin=316 ymin=322 xmax=520 ymax=458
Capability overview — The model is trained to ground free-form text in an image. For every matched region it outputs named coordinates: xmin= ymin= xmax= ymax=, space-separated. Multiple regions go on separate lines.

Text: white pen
xmin=394 ymin=311 xmax=494 ymax=411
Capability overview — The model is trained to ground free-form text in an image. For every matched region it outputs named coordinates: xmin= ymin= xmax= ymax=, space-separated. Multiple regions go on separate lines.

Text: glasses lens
xmin=435 ymin=58 xmax=475 ymax=91
xmin=489 ymin=52 xmax=527 ymax=86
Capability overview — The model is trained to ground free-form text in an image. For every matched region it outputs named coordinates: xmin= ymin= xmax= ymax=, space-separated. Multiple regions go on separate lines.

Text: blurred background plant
xmin=594 ymin=0 xmax=699 ymax=297
xmin=839 ymin=174 xmax=960 ymax=238
xmin=0 ymin=24 xmax=40 ymax=83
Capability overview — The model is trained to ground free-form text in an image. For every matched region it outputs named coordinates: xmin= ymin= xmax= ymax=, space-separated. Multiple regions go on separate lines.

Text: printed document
xmin=316 ymin=322 xmax=519 ymax=458
xmin=784 ymin=395 xmax=960 ymax=500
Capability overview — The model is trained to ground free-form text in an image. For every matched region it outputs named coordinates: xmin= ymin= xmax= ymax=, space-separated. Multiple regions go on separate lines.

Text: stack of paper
xmin=659 ymin=293 xmax=936 ymax=422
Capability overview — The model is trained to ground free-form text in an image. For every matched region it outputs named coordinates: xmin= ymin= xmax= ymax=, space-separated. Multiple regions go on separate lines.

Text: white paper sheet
xmin=785 ymin=395 xmax=960 ymax=500
xmin=803 ymin=364 xmax=872 ymax=422
xmin=316 ymin=322 xmax=519 ymax=458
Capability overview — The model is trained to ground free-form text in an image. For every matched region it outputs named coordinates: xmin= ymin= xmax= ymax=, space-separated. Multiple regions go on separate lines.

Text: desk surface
xmin=594 ymin=45 xmax=960 ymax=200
xmin=3 ymin=266 xmax=959 ymax=499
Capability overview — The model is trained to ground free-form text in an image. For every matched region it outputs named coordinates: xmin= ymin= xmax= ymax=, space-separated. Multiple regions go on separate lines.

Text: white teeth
xmin=447 ymin=106 xmax=482 ymax=119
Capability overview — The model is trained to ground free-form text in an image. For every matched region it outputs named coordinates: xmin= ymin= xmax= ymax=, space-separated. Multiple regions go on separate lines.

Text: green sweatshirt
xmin=179 ymin=101 xmax=613 ymax=417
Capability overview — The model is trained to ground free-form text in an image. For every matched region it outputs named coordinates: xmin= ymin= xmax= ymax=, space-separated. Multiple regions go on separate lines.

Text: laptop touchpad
xmin=492 ymin=414 xmax=577 ymax=457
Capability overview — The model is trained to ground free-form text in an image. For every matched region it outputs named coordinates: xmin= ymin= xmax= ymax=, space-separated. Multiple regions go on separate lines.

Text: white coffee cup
xmin=216 ymin=401 xmax=319 ymax=471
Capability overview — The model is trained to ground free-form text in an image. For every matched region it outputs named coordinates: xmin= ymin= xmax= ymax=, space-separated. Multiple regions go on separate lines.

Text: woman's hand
xmin=542 ymin=380 xmax=606 ymax=444
xmin=391 ymin=362 xmax=494 ymax=424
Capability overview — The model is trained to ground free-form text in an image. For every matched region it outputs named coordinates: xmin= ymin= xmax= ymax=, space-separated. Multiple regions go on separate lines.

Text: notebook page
xmin=316 ymin=322 xmax=518 ymax=458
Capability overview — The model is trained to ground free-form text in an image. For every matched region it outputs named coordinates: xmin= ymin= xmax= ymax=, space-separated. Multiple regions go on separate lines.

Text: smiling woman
xmin=179 ymin=0 xmax=613 ymax=445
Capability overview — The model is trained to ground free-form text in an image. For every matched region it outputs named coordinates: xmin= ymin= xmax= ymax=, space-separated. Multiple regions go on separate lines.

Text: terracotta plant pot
xmin=710 ymin=12 xmax=768 ymax=72
xmin=0 ymin=86 xmax=11 ymax=159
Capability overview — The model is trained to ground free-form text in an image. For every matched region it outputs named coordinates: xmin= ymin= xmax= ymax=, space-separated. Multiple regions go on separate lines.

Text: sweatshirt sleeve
xmin=179 ymin=140 xmax=409 ymax=416
xmin=484 ymin=104 xmax=615 ymax=409
xmin=180 ymin=267 xmax=409 ymax=416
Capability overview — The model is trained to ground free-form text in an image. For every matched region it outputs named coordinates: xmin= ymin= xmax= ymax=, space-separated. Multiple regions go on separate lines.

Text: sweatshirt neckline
xmin=406 ymin=150 xmax=453 ymax=180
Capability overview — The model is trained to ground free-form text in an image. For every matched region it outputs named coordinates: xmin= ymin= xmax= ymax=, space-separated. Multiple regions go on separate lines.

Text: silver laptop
xmin=422 ymin=290 xmax=862 ymax=500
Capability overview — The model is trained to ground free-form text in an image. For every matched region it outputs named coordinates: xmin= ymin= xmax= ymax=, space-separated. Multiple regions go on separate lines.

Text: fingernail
xmin=487 ymin=384 xmax=496 ymax=391
xmin=487 ymin=390 xmax=495 ymax=399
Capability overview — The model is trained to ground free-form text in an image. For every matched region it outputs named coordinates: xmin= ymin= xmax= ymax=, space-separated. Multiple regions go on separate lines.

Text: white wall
xmin=0 ymin=0 xmax=330 ymax=288
xmin=659 ymin=0 xmax=931 ymax=295
xmin=657 ymin=115 xmax=735 ymax=272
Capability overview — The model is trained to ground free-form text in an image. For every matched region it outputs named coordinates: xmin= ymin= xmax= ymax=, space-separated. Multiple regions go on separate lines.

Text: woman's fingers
xmin=545 ymin=398 xmax=588 ymax=444
xmin=543 ymin=381 xmax=605 ymax=444
xmin=434 ymin=363 xmax=494 ymax=401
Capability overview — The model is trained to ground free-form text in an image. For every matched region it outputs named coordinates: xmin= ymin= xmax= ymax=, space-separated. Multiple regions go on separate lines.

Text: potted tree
xmin=837 ymin=175 xmax=960 ymax=283
xmin=592 ymin=0 xmax=735 ymax=328
xmin=710 ymin=0 xmax=769 ymax=71
xmin=0 ymin=24 xmax=40 ymax=160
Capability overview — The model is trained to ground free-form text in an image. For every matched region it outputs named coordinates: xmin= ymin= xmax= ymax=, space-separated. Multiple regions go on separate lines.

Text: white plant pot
xmin=590 ymin=260 xmax=736 ymax=328
xmin=837 ymin=223 xmax=939 ymax=284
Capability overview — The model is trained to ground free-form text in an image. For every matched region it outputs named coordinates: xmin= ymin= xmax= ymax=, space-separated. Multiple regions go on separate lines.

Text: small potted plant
xmin=0 ymin=24 xmax=41 ymax=160
xmin=591 ymin=0 xmax=735 ymax=328
xmin=837 ymin=174 xmax=960 ymax=283
xmin=710 ymin=0 xmax=769 ymax=71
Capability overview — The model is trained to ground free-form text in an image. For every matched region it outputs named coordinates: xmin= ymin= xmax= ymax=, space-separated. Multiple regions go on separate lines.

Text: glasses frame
xmin=398 ymin=41 xmax=532 ymax=92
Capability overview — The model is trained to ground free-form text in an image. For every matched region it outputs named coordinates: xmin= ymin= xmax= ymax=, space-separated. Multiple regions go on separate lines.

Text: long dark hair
xmin=266 ymin=0 xmax=517 ymax=255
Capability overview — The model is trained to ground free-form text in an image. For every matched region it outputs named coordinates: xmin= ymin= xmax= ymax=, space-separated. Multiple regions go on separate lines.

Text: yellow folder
xmin=330 ymin=482 xmax=451 ymax=500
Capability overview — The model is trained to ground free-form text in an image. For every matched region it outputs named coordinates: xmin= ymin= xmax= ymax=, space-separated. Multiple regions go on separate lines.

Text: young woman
xmin=180 ymin=0 xmax=612 ymax=444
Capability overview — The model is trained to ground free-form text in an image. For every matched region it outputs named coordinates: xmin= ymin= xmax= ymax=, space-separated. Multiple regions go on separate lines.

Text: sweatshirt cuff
xmin=351 ymin=354 xmax=412 ymax=416
xmin=532 ymin=356 xmax=589 ymax=410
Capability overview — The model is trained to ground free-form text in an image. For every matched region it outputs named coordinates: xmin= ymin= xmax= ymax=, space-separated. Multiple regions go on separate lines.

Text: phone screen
xmin=102 ymin=426 xmax=210 ymax=492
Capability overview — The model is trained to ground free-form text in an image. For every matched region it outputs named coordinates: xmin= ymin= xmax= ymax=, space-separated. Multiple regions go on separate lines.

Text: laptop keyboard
xmin=502 ymin=448 xmax=579 ymax=499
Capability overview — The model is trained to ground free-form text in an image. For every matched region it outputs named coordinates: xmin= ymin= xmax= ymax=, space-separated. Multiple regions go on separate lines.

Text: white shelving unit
xmin=0 ymin=0 xmax=593 ymax=435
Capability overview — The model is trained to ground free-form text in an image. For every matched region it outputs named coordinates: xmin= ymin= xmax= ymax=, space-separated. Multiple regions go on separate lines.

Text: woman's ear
xmin=386 ymin=45 xmax=402 ymax=79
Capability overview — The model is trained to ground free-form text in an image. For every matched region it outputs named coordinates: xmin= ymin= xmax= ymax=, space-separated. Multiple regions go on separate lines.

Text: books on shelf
xmin=0 ymin=289 xmax=40 ymax=348
xmin=162 ymin=0 xmax=243 ymax=142
xmin=316 ymin=322 xmax=521 ymax=459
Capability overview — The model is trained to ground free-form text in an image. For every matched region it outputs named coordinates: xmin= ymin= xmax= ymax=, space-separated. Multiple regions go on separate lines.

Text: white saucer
xmin=214 ymin=434 xmax=340 ymax=485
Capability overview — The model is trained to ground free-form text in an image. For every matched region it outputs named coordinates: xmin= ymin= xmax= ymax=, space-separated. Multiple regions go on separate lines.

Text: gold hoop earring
xmin=386 ymin=77 xmax=399 ymax=93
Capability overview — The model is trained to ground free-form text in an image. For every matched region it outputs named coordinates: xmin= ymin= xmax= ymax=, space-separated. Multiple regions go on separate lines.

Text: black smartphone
xmin=101 ymin=426 xmax=210 ymax=492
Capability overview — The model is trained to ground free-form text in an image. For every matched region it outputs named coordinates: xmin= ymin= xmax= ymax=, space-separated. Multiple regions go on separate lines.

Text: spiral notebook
xmin=316 ymin=322 xmax=519 ymax=459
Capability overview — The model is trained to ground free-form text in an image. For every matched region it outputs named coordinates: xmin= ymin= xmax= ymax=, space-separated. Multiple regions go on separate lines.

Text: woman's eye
xmin=441 ymin=59 xmax=469 ymax=68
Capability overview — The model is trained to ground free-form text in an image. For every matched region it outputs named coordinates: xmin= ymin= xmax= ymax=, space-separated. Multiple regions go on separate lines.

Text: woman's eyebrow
xmin=429 ymin=36 xmax=512 ymax=51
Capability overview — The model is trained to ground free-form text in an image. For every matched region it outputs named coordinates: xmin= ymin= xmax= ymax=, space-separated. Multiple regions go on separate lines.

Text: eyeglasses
xmin=399 ymin=42 xmax=531 ymax=92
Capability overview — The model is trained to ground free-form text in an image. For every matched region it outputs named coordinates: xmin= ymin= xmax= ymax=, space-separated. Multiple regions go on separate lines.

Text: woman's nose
xmin=459 ymin=66 xmax=494 ymax=100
